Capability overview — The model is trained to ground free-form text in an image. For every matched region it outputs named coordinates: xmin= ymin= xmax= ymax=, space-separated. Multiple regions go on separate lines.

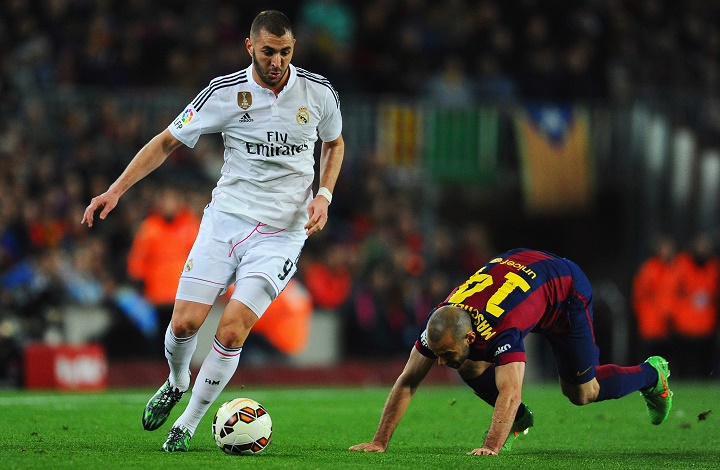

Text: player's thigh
xmin=546 ymin=311 xmax=600 ymax=384
xmin=217 ymin=275 xmax=278 ymax=347
xmin=235 ymin=228 xmax=306 ymax=298
xmin=179 ymin=207 xmax=242 ymax=293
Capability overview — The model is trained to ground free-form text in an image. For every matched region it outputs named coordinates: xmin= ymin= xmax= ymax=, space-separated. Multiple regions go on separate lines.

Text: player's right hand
xmin=348 ymin=442 xmax=386 ymax=453
xmin=81 ymin=191 xmax=119 ymax=227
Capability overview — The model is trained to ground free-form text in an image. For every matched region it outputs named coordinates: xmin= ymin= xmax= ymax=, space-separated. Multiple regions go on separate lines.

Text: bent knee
xmin=215 ymin=326 xmax=250 ymax=348
xmin=564 ymin=391 xmax=595 ymax=406
xmin=215 ymin=301 xmax=259 ymax=348
xmin=561 ymin=379 xmax=599 ymax=406
xmin=170 ymin=300 xmax=212 ymax=336
xmin=170 ymin=317 xmax=202 ymax=337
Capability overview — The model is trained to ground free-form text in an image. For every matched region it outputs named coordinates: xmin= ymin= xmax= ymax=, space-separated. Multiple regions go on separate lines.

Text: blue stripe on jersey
xmin=296 ymin=67 xmax=339 ymax=108
xmin=192 ymin=71 xmax=248 ymax=111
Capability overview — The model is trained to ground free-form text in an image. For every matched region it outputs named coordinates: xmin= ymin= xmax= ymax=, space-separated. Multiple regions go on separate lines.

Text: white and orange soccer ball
xmin=212 ymin=398 xmax=272 ymax=455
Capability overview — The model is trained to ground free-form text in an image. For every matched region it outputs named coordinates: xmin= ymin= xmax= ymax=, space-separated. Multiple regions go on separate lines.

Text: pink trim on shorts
xmin=179 ymin=275 xmax=226 ymax=286
xmin=228 ymin=222 xmax=286 ymax=257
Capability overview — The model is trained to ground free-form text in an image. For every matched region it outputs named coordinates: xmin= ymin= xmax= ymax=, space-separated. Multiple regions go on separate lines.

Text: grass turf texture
xmin=1 ymin=382 xmax=718 ymax=469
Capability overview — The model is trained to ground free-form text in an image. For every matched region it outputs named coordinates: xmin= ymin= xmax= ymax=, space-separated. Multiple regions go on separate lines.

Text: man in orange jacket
xmin=127 ymin=184 xmax=200 ymax=346
xmin=251 ymin=278 xmax=313 ymax=356
xmin=632 ymin=235 xmax=679 ymax=363
xmin=674 ymin=232 xmax=719 ymax=378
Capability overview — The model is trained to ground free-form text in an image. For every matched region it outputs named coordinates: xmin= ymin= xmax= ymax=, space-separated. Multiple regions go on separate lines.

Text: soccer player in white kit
xmin=81 ymin=10 xmax=344 ymax=452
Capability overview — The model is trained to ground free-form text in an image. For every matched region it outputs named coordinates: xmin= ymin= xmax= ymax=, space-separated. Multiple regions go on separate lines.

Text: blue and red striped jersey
xmin=415 ymin=248 xmax=581 ymax=365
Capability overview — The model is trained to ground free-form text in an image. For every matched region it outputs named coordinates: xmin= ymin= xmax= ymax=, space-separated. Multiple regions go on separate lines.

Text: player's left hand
xmin=467 ymin=447 xmax=499 ymax=456
xmin=304 ymin=195 xmax=329 ymax=235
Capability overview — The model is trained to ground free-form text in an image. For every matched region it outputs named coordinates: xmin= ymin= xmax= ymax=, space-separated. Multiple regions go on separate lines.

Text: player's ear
xmin=245 ymin=38 xmax=253 ymax=56
xmin=465 ymin=331 xmax=476 ymax=344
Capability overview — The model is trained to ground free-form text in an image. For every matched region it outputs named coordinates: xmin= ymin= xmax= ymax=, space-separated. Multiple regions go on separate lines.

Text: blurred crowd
xmin=2 ymin=0 xmax=720 ymax=386
xmin=2 ymin=0 xmax=720 ymax=101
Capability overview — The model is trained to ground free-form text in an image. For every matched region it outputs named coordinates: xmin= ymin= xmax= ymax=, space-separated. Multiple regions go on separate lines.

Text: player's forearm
xmin=108 ymin=132 xmax=176 ymax=197
xmin=482 ymin=389 xmax=520 ymax=453
xmin=318 ymin=136 xmax=344 ymax=192
xmin=371 ymin=383 xmax=415 ymax=447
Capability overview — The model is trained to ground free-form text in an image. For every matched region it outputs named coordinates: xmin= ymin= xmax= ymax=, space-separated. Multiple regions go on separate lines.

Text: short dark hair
xmin=250 ymin=10 xmax=293 ymax=40
xmin=427 ymin=306 xmax=471 ymax=344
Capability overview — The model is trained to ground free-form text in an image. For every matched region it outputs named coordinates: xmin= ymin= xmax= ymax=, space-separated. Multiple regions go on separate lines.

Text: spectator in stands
xmin=63 ymin=238 xmax=111 ymax=307
xmin=302 ymin=241 xmax=353 ymax=311
xmin=0 ymin=247 xmax=65 ymax=342
xmin=344 ymin=261 xmax=408 ymax=358
xmin=632 ymin=234 xmax=679 ymax=364
xmin=249 ymin=278 xmax=314 ymax=360
xmin=674 ymin=232 xmax=719 ymax=378
xmin=298 ymin=0 xmax=355 ymax=53
xmin=0 ymin=195 xmax=29 ymax=273
xmin=425 ymin=56 xmax=475 ymax=108
xmin=126 ymin=182 xmax=200 ymax=347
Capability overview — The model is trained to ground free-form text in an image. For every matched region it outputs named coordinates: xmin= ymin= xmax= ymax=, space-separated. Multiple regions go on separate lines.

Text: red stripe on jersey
xmin=497 ymin=351 xmax=526 ymax=365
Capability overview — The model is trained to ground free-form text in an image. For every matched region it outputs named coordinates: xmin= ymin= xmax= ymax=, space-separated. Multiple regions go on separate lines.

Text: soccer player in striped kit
xmin=83 ymin=10 xmax=344 ymax=451
xmin=350 ymin=248 xmax=671 ymax=456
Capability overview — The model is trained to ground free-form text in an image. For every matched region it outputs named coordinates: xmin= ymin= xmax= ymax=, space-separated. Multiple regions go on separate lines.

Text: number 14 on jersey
xmin=448 ymin=267 xmax=531 ymax=318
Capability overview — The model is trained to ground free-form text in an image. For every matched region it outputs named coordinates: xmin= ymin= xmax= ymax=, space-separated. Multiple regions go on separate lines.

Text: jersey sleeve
xmin=317 ymin=85 xmax=342 ymax=142
xmin=414 ymin=329 xmax=437 ymax=359
xmin=168 ymin=83 xmax=228 ymax=148
xmin=487 ymin=328 xmax=526 ymax=366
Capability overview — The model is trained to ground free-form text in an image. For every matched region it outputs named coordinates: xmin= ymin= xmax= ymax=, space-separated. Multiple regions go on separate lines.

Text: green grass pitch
xmin=1 ymin=382 xmax=718 ymax=469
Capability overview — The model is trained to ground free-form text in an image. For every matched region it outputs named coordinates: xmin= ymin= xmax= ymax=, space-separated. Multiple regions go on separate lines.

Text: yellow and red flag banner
xmin=515 ymin=105 xmax=593 ymax=214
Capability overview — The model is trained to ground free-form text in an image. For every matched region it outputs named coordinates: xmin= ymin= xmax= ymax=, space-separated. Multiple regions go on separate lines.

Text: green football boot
xmin=483 ymin=405 xmax=534 ymax=452
xmin=142 ymin=375 xmax=188 ymax=431
xmin=162 ymin=425 xmax=192 ymax=452
xmin=641 ymin=356 xmax=672 ymax=425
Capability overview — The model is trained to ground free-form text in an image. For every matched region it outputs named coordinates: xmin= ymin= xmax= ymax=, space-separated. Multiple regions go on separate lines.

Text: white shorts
xmin=176 ymin=206 xmax=307 ymax=316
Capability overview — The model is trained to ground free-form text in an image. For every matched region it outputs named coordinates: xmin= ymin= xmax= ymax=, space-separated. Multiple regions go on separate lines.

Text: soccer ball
xmin=212 ymin=397 xmax=272 ymax=455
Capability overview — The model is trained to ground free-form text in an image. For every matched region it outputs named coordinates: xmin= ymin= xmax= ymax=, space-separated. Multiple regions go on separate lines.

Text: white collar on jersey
xmin=246 ymin=63 xmax=297 ymax=95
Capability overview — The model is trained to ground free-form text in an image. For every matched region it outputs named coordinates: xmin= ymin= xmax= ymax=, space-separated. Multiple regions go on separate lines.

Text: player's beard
xmin=252 ymin=51 xmax=289 ymax=88
xmin=447 ymin=343 xmax=470 ymax=369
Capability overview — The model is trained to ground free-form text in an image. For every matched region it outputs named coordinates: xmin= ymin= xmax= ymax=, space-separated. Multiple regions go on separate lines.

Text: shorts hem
xmin=175 ymin=293 xmax=215 ymax=306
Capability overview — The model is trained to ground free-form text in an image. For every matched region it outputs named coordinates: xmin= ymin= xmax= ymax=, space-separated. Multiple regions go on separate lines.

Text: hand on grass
xmin=348 ymin=442 xmax=386 ymax=452
xmin=467 ymin=447 xmax=499 ymax=456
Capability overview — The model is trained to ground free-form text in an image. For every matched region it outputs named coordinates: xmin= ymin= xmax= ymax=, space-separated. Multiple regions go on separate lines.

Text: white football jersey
xmin=168 ymin=64 xmax=342 ymax=230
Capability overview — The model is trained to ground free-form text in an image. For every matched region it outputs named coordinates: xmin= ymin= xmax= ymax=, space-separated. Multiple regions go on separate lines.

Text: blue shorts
xmin=544 ymin=259 xmax=600 ymax=384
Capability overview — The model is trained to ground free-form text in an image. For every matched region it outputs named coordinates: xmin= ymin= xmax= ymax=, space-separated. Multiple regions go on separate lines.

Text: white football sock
xmin=173 ymin=337 xmax=241 ymax=435
xmin=164 ymin=324 xmax=197 ymax=391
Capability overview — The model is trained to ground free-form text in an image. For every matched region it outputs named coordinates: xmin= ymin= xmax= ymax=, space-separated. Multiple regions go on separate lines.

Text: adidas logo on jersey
xmin=238 ymin=113 xmax=254 ymax=123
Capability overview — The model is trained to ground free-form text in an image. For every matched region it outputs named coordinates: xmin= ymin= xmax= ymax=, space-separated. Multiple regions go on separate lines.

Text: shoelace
xmin=167 ymin=427 xmax=186 ymax=442
xmin=157 ymin=384 xmax=183 ymax=406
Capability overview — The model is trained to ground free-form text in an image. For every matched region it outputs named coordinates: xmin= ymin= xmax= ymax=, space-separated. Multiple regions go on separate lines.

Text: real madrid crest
xmin=185 ymin=259 xmax=193 ymax=272
xmin=237 ymin=91 xmax=252 ymax=110
xmin=296 ymin=107 xmax=310 ymax=125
